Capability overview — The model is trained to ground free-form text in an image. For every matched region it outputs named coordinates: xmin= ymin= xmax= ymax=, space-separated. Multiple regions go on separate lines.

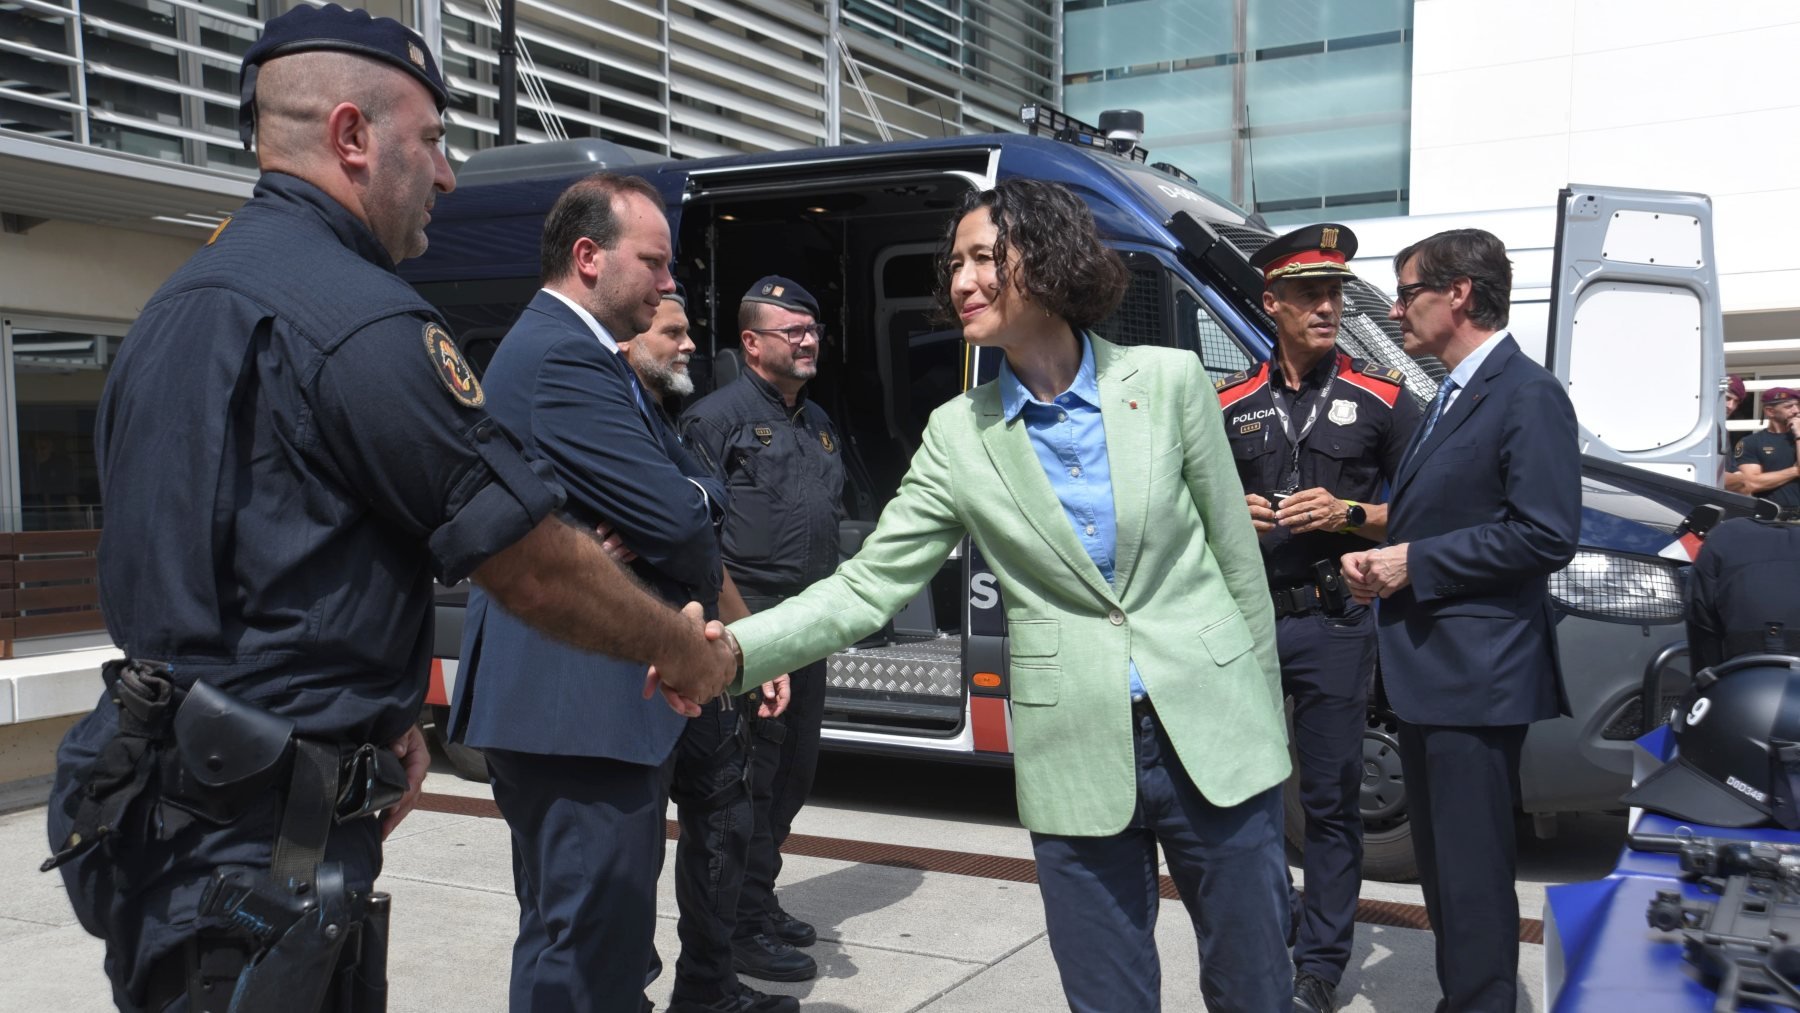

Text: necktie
xmin=1410 ymin=377 xmax=1459 ymax=462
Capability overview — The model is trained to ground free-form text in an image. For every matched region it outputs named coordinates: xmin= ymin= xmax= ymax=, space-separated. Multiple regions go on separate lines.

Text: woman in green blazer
xmin=723 ymin=179 xmax=1293 ymax=1011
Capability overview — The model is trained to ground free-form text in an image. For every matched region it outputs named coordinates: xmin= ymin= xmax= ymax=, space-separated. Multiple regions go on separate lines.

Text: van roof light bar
xmin=1150 ymin=162 xmax=1196 ymax=184
xmin=1019 ymin=103 xmax=1148 ymax=164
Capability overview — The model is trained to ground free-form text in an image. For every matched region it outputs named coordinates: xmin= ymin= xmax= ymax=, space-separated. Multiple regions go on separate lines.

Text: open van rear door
xmin=1545 ymin=185 xmax=1726 ymax=483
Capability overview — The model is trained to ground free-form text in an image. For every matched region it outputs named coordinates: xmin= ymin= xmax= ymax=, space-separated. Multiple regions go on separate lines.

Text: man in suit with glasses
xmin=680 ymin=277 xmax=846 ymax=983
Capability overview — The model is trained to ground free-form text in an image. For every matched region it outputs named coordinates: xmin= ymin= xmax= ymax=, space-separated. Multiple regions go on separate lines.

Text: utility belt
xmin=43 ymin=659 xmax=406 ymax=1012
xmin=1726 ymin=625 xmax=1800 ymax=660
xmin=1270 ymin=559 xmax=1352 ymax=619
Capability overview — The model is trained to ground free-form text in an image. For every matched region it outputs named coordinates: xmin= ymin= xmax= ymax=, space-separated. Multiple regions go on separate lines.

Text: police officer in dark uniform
xmin=1687 ymin=511 xmax=1800 ymax=672
xmin=1217 ymin=224 xmax=1424 ymax=1013
xmin=42 ymin=7 xmax=733 ymax=1011
xmin=679 ymin=276 xmax=845 ymax=983
xmin=1725 ymin=386 xmax=1800 ymax=515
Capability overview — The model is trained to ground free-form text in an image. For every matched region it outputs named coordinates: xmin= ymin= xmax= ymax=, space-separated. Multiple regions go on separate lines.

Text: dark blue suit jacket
xmin=1378 ymin=335 xmax=1581 ymax=727
xmin=449 ymin=291 xmax=724 ymax=763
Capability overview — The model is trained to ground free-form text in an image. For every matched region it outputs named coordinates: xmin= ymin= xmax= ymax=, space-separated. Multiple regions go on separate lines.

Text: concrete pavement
xmin=0 ymin=751 xmax=1604 ymax=1012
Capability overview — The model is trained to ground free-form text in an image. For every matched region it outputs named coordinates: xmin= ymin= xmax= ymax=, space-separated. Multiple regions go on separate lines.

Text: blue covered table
xmin=1545 ymin=726 xmax=1800 ymax=1010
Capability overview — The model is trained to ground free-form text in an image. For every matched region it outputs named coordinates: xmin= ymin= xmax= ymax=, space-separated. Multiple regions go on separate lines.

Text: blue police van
xmin=403 ymin=109 xmax=1765 ymax=880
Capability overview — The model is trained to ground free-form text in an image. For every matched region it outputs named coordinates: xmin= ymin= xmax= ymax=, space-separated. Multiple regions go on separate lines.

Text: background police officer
xmin=1687 ymin=510 xmax=1800 ymax=672
xmin=680 ymin=276 xmax=845 ymax=984
xmin=45 ymin=7 xmax=733 ymax=1010
xmin=1725 ymin=386 xmax=1800 ymax=514
xmin=622 ymin=290 xmax=797 ymax=1013
xmin=1218 ymin=224 xmax=1423 ymax=1013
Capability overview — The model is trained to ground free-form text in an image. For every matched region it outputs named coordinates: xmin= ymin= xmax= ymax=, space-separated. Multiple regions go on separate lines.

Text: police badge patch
xmin=754 ymin=425 xmax=774 ymax=446
xmin=1328 ymin=399 xmax=1357 ymax=425
xmin=820 ymin=431 xmax=835 ymax=452
xmin=423 ymin=323 xmax=484 ymax=408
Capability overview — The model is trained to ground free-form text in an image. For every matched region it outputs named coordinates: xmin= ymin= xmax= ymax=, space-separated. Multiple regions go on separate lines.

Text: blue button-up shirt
xmin=999 ymin=336 xmax=1147 ymax=700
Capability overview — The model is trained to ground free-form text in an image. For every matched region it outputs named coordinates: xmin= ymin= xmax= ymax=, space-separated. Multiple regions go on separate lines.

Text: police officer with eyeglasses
xmin=679 ymin=276 xmax=845 ymax=984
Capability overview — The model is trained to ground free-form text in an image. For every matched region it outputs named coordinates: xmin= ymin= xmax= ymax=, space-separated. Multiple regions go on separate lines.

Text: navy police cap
xmin=239 ymin=3 xmax=448 ymax=149
xmin=664 ymin=282 xmax=688 ymax=310
xmin=1249 ymin=223 xmax=1359 ymax=286
xmin=741 ymin=276 xmax=819 ymax=318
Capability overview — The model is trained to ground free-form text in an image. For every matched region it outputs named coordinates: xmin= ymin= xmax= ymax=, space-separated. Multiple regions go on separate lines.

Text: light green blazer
xmin=730 ymin=337 xmax=1287 ymax=837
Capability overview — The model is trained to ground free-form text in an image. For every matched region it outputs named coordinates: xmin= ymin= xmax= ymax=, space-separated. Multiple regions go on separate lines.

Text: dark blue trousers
xmin=1030 ymin=702 xmax=1292 ymax=1012
xmin=661 ymin=698 xmax=754 ymax=1003
xmin=486 ymin=748 xmax=666 ymax=1013
xmin=736 ymin=655 xmax=826 ymax=939
xmin=1397 ymin=721 xmax=1527 ymax=1013
xmin=1277 ymin=607 xmax=1376 ymax=984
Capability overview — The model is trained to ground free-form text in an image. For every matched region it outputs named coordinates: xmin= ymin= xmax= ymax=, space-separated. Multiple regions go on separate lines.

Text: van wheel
xmin=1282 ymin=707 xmax=1419 ymax=883
xmin=427 ymin=705 xmax=491 ymax=783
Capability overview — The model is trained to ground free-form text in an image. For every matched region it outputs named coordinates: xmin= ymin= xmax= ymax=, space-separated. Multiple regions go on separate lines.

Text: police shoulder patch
xmin=1360 ymin=361 xmax=1404 ymax=385
xmin=423 ymin=322 xmax=484 ymax=409
xmin=1214 ymin=369 xmax=1251 ymax=392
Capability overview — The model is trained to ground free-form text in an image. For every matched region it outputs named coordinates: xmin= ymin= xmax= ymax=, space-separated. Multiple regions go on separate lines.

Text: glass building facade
xmin=1063 ymin=0 xmax=1413 ymax=226
xmin=0 ymin=0 xmax=1058 ymax=171
xmin=0 ymin=0 xmax=1057 ymax=535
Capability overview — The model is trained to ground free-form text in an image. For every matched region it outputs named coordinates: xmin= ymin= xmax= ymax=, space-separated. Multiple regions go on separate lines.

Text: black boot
xmin=732 ymin=933 xmax=818 ymax=983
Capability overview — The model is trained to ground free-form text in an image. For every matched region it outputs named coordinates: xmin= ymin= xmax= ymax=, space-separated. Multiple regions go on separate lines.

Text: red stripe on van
xmin=426 ymin=658 xmax=448 ymax=707
xmin=971 ymin=696 xmax=1011 ymax=754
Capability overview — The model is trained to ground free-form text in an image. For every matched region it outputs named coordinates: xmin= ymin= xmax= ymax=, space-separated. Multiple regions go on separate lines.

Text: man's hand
xmin=379 ymin=724 xmax=431 ymax=840
xmin=1341 ymin=543 xmax=1411 ymax=603
xmin=1244 ymin=493 xmax=1276 ymax=534
xmin=1276 ymin=487 xmax=1346 ymax=534
xmin=594 ymin=521 xmax=638 ymax=564
xmin=757 ymin=673 xmax=791 ymax=718
xmin=642 ymin=602 xmax=736 ymax=717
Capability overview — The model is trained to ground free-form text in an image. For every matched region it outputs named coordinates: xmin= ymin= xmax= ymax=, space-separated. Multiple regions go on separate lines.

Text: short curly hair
xmin=934 ymin=178 xmax=1127 ymax=331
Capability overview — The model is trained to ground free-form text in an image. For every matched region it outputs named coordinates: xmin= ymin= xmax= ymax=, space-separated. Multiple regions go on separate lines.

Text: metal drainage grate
xmin=413 ymin=793 xmax=1544 ymax=943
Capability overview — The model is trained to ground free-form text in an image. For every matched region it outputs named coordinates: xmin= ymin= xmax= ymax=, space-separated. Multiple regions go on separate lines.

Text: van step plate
xmin=827 ymin=636 xmax=962 ymax=699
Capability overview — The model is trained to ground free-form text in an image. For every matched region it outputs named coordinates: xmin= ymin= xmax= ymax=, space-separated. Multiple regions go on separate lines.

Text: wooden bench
xmin=0 ymin=529 xmax=104 ymax=660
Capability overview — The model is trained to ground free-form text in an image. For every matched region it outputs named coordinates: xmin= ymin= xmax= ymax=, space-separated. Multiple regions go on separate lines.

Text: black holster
xmin=46 ymin=662 xmax=407 ymax=1011
xmin=183 ymin=864 xmax=391 ymax=1012
xmin=1312 ymin=558 xmax=1352 ymax=616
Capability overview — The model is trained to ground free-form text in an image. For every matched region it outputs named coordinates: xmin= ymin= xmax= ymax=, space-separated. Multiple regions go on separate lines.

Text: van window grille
xmin=1092 ymin=260 xmax=1169 ymax=348
xmin=1196 ymin=313 xmax=1252 ymax=380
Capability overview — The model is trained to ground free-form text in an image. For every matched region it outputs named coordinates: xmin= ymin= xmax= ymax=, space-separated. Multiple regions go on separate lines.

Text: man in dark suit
xmin=1341 ymin=228 xmax=1581 ymax=1012
xmin=446 ymin=173 xmax=732 ymax=1012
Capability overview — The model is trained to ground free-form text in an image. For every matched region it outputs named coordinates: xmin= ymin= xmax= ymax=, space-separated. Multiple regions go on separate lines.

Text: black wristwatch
xmin=1341 ymin=501 xmax=1367 ymax=531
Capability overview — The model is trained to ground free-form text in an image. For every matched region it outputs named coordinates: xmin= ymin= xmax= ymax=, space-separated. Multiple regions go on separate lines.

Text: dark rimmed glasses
xmin=1392 ymin=282 xmax=1443 ymax=309
xmin=748 ymin=324 xmax=825 ymax=344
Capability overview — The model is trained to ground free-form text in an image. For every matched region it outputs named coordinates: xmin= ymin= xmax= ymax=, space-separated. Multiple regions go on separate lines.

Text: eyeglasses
xmin=748 ymin=324 xmax=825 ymax=344
xmin=1392 ymin=282 xmax=1443 ymax=309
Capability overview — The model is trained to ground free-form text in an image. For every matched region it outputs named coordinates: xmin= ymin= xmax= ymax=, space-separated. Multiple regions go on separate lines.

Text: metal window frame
xmin=0 ymin=313 xmax=131 ymax=534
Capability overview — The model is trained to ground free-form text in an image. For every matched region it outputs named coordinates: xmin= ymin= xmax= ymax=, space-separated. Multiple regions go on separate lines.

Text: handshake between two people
xmin=641 ymin=608 xmax=791 ymax=719
xmin=592 ymin=521 xmax=790 ymax=720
